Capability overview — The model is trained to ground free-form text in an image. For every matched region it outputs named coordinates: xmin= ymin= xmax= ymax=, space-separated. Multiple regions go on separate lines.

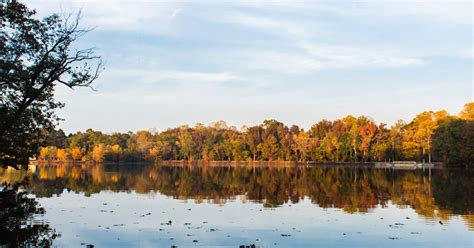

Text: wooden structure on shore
xmin=374 ymin=161 xmax=443 ymax=169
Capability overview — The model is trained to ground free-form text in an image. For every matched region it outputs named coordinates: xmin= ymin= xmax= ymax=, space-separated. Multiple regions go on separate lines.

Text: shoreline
xmin=28 ymin=160 xmax=446 ymax=169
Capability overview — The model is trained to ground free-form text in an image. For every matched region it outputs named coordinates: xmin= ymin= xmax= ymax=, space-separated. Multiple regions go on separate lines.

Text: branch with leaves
xmin=0 ymin=1 xmax=103 ymax=169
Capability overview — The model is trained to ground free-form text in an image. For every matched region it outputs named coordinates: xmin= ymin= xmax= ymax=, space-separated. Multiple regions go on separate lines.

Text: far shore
xmin=27 ymin=160 xmax=446 ymax=169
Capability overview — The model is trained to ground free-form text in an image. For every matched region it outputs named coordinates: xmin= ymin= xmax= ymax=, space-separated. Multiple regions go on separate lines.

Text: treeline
xmin=37 ymin=102 xmax=473 ymax=165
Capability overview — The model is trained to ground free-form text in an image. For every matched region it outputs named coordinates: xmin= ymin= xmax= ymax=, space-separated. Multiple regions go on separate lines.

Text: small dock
xmin=374 ymin=161 xmax=442 ymax=170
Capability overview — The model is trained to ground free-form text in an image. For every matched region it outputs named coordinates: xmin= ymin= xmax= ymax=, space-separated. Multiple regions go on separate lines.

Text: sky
xmin=26 ymin=0 xmax=473 ymax=134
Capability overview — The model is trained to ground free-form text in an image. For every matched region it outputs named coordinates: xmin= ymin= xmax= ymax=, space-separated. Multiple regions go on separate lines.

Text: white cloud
xmin=234 ymin=0 xmax=472 ymax=25
xmin=103 ymin=69 xmax=238 ymax=85
xmin=204 ymin=11 xmax=425 ymax=72
xmin=198 ymin=46 xmax=422 ymax=75
xmin=26 ymin=0 xmax=182 ymax=34
xmin=20 ymin=0 xmax=470 ymax=133
xmin=298 ymin=41 xmax=424 ymax=69
xmin=361 ymin=1 xmax=472 ymax=25
xmin=172 ymin=8 xmax=182 ymax=18
xmin=151 ymin=70 xmax=237 ymax=83
xmin=213 ymin=13 xmax=311 ymax=39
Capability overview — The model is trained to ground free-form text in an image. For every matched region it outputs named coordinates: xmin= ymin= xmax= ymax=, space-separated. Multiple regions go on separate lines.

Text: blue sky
xmin=28 ymin=0 xmax=472 ymax=133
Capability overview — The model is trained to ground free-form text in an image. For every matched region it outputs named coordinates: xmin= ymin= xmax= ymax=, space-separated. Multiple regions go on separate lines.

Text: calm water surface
xmin=0 ymin=164 xmax=472 ymax=247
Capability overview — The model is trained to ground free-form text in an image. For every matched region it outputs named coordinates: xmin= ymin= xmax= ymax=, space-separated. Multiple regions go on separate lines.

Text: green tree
xmin=0 ymin=1 xmax=102 ymax=169
xmin=433 ymin=117 xmax=474 ymax=166
xmin=177 ymin=126 xmax=195 ymax=161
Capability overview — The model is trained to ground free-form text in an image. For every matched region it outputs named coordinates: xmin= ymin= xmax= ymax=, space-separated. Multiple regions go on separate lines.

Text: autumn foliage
xmin=37 ymin=103 xmax=473 ymax=166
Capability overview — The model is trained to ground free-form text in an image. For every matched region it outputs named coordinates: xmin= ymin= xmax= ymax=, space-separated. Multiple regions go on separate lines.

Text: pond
xmin=0 ymin=164 xmax=472 ymax=247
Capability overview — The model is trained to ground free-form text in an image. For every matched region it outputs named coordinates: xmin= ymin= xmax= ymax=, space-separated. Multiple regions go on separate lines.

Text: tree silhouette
xmin=0 ymin=182 xmax=58 ymax=246
xmin=0 ymin=1 xmax=102 ymax=169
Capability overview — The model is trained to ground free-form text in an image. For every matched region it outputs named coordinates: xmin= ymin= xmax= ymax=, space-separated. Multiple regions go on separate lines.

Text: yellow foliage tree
xmin=404 ymin=110 xmax=450 ymax=163
xmin=135 ymin=131 xmax=153 ymax=153
xmin=110 ymin=144 xmax=121 ymax=153
xmin=39 ymin=146 xmax=57 ymax=161
xmin=414 ymin=112 xmax=436 ymax=162
xmin=56 ymin=149 xmax=68 ymax=162
xmin=39 ymin=147 xmax=50 ymax=161
xmin=459 ymin=102 xmax=474 ymax=120
xmin=148 ymin=146 xmax=159 ymax=160
xmin=71 ymin=147 xmax=83 ymax=161
xmin=293 ymin=131 xmax=313 ymax=162
xmin=91 ymin=144 xmax=106 ymax=163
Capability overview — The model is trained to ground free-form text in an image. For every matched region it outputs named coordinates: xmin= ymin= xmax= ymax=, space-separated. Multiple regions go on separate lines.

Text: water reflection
xmin=0 ymin=164 xmax=472 ymax=231
xmin=0 ymin=182 xmax=58 ymax=247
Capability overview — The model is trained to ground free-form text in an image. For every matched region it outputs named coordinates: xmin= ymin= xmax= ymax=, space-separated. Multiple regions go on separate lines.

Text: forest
xmin=36 ymin=102 xmax=473 ymax=166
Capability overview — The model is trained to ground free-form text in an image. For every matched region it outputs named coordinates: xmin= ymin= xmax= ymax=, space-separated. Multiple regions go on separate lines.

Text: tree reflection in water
xmin=0 ymin=181 xmax=58 ymax=247
xmin=0 ymin=164 xmax=472 ymax=230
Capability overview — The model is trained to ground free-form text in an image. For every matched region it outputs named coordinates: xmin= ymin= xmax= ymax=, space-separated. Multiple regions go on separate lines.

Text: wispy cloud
xmin=213 ymin=13 xmax=312 ymax=39
xmin=23 ymin=0 xmax=472 ymax=132
xmin=298 ymin=41 xmax=424 ymax=69
xmin=172 ymin=8 xmax=182 ymax=18
xmin=205 ymin=11 xmax=424 ymax=72
xmin=29 ymin=0 xmax=182 ymax=35
xmin=100 ymin=69 xmax=241 ymax=91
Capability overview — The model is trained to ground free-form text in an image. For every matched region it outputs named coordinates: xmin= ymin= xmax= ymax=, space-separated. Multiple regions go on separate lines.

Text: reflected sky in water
xmin=0 ymin=164 xmax=472 ymax=247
